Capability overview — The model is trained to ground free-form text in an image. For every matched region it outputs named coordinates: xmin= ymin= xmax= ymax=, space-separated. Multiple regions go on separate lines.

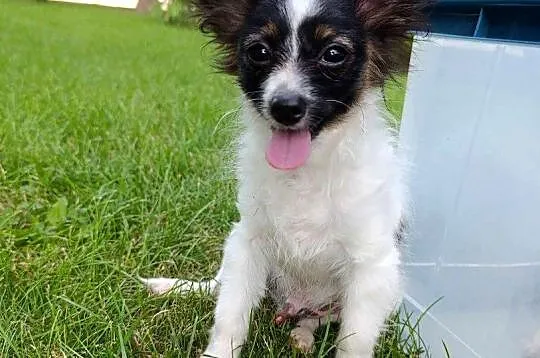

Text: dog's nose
xmin=270 ymin=94 xmax=307 ymax=126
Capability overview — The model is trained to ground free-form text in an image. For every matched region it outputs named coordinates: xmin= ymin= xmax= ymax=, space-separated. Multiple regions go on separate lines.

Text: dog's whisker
xmin=325 ymin=99 xmax=352 ymax=110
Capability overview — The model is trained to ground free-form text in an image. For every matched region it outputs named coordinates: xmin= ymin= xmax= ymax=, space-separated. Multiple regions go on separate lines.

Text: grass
xmin=0 ymin=1 xmax=424 ymax=356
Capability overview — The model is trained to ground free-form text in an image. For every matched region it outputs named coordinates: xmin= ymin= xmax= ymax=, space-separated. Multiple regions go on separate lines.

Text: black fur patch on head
xmin=232 ymin=0 xmax=371 ymax=135
xmin=192 ymin=0 xmax=427 ymax=134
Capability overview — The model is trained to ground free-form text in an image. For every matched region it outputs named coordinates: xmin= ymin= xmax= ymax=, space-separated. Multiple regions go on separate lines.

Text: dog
xmin=142 ymin=0 xmax=426 ymax=356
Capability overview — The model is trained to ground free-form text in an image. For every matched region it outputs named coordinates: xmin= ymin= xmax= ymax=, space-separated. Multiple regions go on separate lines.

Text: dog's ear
xmin=192 ymin=0 xmax=257 ymax=74
xmin=355 ymin=0 xmax=428 ymax=86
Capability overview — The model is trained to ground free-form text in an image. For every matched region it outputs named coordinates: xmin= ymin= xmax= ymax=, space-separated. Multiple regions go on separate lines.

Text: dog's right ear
xmin=192 ymin=0 xmax=257 ymax=74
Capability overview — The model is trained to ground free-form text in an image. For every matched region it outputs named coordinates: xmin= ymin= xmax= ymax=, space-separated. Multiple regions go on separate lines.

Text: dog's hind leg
xmin=290 ymin=314 xmax=339 ymax=354
xmin=140 ymin=266 xmax=223 ymax=296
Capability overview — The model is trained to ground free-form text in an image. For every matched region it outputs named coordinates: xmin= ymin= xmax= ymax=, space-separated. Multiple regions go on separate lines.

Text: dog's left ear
xmin=355 ymin=0 xmax=428 ymax=86
xmin=192 ymin=0 xmax=258 ymax=74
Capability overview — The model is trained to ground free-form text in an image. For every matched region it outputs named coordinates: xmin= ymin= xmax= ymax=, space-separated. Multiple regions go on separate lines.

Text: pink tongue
xmin=266 ymin=129 xmax=312 ymax=170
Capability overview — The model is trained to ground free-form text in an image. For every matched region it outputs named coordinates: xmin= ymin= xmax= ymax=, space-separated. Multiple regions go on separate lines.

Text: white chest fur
xmin=234 ymin=91 xmax=405 ymax=307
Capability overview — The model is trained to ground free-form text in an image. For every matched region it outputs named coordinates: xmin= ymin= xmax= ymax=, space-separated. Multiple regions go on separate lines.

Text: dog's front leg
xmin=336 ymin=252 xmax=401 ymax=358
xmin=202 ymin=223 xmax=267 ymax=358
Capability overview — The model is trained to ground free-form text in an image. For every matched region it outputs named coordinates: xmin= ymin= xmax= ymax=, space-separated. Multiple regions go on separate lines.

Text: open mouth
xmin=265 ymin=128 xmax=312 ymax=170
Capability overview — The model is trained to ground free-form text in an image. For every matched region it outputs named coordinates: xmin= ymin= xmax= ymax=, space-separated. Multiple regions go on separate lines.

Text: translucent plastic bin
xmin=399 ymin=34 xmax=540 ymax=358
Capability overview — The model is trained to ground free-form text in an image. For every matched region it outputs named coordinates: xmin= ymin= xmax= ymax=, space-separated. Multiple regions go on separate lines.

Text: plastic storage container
xmin=399 ymin=2 xmax=540 ymax=357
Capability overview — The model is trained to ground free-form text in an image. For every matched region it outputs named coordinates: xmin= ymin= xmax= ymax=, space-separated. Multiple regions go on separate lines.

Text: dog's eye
xmin=247 ymin=43 xmax=272 ymax=65
xmin=321 ymin=45 xmax=348 ymax=66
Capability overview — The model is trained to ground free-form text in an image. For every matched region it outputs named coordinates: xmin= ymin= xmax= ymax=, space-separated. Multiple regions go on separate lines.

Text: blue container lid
xmin=426 ymin=0 xmax=540 ymax=43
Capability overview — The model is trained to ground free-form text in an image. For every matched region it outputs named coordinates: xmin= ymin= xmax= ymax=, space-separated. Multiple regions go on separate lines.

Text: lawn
xmin=0 ymin=1 xmax=423 ymax=356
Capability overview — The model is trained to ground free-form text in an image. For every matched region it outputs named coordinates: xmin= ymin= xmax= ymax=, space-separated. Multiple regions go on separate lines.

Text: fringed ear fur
xmin=355 ymin=0 xmax=428 ymax=86
xmin=191 ymin=0 xmax=257 ymax=74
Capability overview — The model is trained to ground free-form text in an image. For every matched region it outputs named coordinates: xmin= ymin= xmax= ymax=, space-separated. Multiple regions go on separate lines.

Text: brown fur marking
xmin=314 ymin=24 xmax=336 ymax=41
xmin=261 ymin=21 xmax=280 ymax=39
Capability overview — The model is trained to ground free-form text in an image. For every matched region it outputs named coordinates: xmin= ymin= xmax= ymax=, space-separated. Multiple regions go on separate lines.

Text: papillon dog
xmin=142 ymin=0 xmax=426 ymax=356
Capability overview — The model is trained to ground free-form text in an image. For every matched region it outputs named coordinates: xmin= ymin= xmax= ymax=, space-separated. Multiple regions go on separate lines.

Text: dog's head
xmin=193 ymin=0 xmax=426 ymax=170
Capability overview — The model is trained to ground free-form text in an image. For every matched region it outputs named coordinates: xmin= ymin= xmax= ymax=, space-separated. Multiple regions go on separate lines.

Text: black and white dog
xmin=143 ymin=0 xmax=426 ymax=356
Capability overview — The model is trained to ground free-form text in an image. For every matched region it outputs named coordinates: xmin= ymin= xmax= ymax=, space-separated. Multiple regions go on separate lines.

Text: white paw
xmin=139 ymin=277 xmax=197 ymax=295
xmin=290 ymin=327 xmax=315 ymax=353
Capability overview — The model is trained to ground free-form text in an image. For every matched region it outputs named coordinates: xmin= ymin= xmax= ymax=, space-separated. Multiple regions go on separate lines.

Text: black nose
xmin=270 ymin=94 xmax=307 ymax=126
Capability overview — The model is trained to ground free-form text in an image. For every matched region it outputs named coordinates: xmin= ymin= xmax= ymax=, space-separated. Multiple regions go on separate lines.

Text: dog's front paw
xmin=290 ymin=326 xmax=315 ymax=353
